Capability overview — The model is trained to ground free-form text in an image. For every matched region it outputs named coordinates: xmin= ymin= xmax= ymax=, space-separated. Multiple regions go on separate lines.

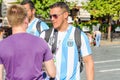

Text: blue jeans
xmin=95 ymin=33 xmax=101 ymax=47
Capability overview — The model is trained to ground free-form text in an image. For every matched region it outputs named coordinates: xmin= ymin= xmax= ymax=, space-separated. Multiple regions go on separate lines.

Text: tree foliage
xmin=31 ymin=0 xmax=76 ymax=19
xmin=32 ymin=0 xmax=65 ymax=19
xmin=82 ymin=0 xmax=120 ymax=40
xmin=82 ymin=0 xmax=120 ymax=20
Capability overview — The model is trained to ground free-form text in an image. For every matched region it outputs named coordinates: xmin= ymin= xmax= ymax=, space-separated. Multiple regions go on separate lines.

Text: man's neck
xmin=29 ymin=16 xmax=35 ymax=23
xmin=12 ymin=26 xmax=26 ymax=34
xmin=57 ymin=22 xmax=69 ymax=32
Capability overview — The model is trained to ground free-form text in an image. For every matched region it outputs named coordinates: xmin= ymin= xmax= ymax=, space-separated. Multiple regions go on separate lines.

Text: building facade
xmin=66 ymin=0 xmax=90 ymax=21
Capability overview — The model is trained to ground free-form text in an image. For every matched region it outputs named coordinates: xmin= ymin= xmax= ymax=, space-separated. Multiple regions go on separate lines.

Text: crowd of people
xmin=0 ymin=0 xmax=95 ymax=80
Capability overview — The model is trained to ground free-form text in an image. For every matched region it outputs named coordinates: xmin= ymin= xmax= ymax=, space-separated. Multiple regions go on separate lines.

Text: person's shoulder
xmin=36 ymin=18 xmax=48 ymax=26
xmin=25 ymin=33 xmax=47 ymax=44
xmin=40 ymin=20 xmax=48 ymax=25
xmin=36 ymin=18 xmax=44 ymax=23
xmin=0 ymin=36 xmax=12 ymax=47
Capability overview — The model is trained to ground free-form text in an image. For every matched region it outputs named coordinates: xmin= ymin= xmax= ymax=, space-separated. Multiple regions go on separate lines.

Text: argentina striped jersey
xmin=40 ymin=25 xmax=92 ymax=80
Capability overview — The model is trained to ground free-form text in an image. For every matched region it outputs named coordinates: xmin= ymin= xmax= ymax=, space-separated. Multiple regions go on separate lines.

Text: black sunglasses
xmin=49 ymin=11 xmax=66 ymax=19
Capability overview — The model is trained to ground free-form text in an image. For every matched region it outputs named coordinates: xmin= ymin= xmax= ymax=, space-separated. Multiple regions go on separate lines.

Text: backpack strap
xmin=45 ymin=27 xmax=58 ymax=54
xmin=74 ymin=27 xmax=83 ymax=73
xmin=51 ymin=29 xmax=58 ymax=54
xmin=74 ymin=27 xmax=81 ymax=54
xmin=45 ymin=27 xmax=53 ymax=42
xmin=36 ymin=20 xmax=41 ymax=34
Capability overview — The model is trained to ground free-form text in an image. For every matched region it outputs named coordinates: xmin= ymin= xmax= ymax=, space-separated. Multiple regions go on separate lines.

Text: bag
xmin=44 ymin=27 xmax=84 ymax=73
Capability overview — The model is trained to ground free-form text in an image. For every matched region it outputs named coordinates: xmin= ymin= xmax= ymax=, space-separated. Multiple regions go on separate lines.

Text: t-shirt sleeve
xmin=0 ymin=55 xmax=3 ymax=64
xmin=43 ymin=40 xmax=53 ymax=62
xmin=80 ymin=31 xmax=92 ymax=57
xmin=0 ymin=46 xmax=3 ymax=64
xmin=0 ymin=58 xmax=1 ymax=64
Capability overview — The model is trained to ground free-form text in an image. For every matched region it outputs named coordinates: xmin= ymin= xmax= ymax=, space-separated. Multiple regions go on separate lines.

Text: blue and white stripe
xmin=27 ymin=18 xmax=49 ymax=37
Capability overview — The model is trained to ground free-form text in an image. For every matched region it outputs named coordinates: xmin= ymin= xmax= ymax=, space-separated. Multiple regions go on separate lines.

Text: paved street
xmin=81 ymin=44 xmax=120 ymax=80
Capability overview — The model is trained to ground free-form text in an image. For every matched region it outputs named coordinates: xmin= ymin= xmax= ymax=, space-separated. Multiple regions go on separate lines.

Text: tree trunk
xmin=107 ymin=25 xmax=112 ymax=41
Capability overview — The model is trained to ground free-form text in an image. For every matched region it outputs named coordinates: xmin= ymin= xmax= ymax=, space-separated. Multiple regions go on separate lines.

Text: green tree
xmin=0 ymin=0 xmax=2 ymax=3
xmin=31 ymin=0 xmax=76 ymax=19
xmin=83 ymin=0 xmax=120 ymax=20
xmin=32 ymin=0 xmax=64 ymax=19
xmin=82 ymin=0 xmax=120 ymax=41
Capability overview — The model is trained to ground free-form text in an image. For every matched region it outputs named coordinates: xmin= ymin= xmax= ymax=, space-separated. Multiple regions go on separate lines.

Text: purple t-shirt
xmin=0 ymin=33 xmax=53 ymax=80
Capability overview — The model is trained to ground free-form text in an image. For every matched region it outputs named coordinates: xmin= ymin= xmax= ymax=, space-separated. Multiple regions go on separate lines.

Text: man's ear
xmin=64 ymin=12 xmax=69 ymax=19
xmin=24 ymin=17 xmax=29 ymax=25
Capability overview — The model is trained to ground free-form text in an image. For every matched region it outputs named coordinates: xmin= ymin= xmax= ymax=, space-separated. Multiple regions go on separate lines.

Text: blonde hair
xmin=7 ymin=4 xmax=27 ymax=27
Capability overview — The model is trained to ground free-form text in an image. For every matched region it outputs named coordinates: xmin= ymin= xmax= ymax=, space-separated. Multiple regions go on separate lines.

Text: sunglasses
xmin=49 ymin=11 xmax=65 ymax=19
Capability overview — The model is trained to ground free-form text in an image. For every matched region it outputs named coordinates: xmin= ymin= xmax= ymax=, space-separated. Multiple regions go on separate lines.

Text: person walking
xmin=21 ymin=0 xmax=49 ymax=37
xmin=40 ymin=2 xmax=94 ymax=80
xmin=0 ymin=4 xmax=56 ymax=80
xmin=93 ymin=23 xmax=101 ymax=47
xmin=94 ymin=31 xmax=101 ymax=47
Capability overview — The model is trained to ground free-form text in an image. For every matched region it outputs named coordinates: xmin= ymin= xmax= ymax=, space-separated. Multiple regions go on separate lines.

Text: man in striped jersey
xmin=41 ymin=2 xmax=94 ymax=80
xmin=21 ymin=0 xmax=49 ymax=37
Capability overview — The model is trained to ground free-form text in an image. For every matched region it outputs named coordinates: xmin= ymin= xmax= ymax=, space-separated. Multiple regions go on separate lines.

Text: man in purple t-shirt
xmin=0 ymin=4 xmax=56 ymax=80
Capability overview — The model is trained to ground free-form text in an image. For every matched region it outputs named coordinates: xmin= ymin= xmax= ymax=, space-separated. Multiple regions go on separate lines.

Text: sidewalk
xmin=100 ymin=39 xmax=120 ymax=46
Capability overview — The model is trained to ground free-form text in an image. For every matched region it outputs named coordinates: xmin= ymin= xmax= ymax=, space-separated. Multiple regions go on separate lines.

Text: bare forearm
xmin=44 ymin=59 xmax=56 ymax=78
xmin=83 ymin=55 xmax=94 ymax=80
xmin=85 ymin=61 xmax=94 ymax=80
xmin=0 ymin=65 xmax=3 ymax=80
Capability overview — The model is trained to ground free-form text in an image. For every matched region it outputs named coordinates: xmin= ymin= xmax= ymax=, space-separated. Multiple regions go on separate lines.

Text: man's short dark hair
xmin=21 ymin=0 xmax=35 ymax=10
xmin=50 ymin=2 xmax=70 ymax=13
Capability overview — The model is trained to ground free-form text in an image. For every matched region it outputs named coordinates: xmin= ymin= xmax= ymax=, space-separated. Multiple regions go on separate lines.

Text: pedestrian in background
xmin=87 ymin=33 xmax=94 ymax=46
xmin=93 ymin=31 xmax=101 ymax=47
xmin=0 ymin=4 xmax=56 ymax=80
xmin=93 ymin=23 xmax=101 ymax=47
xmin=41 ymin=2 xmax=94 ymax=80
xmin=21 ymin=0 xmax=49 ymax=36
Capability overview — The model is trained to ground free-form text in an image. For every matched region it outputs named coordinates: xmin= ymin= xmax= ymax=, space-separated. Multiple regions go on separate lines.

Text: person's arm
xmin=83 ymin=55 xmax=94 ymax=80
xmin=0 ymin=64 xmax=3 ymax=80
xmin=44 ymin=59 xmax=56 ymax=78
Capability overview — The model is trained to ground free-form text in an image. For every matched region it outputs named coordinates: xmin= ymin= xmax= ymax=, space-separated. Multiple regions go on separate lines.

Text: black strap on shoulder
xmin=36 ymin=20 xmax=41 ymax=34
xmin=51 ymin=29 xmax=58 ymax=54
xmin=45 ymin=27 xmax=53 ymax=42
xmin=45 ymin=28 xmax=58 ymax=54
xmin=74 ymin=27 xmax=83 ymax=73
xmin=74 ymin=27 xmax=81 ymax=54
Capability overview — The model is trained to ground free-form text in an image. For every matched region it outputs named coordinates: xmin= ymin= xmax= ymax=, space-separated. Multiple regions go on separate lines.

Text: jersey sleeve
xmin=80 ymin=31 xmax=92 ymax=57
xmin=40 ymin=22 xmax=49 ymax=32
